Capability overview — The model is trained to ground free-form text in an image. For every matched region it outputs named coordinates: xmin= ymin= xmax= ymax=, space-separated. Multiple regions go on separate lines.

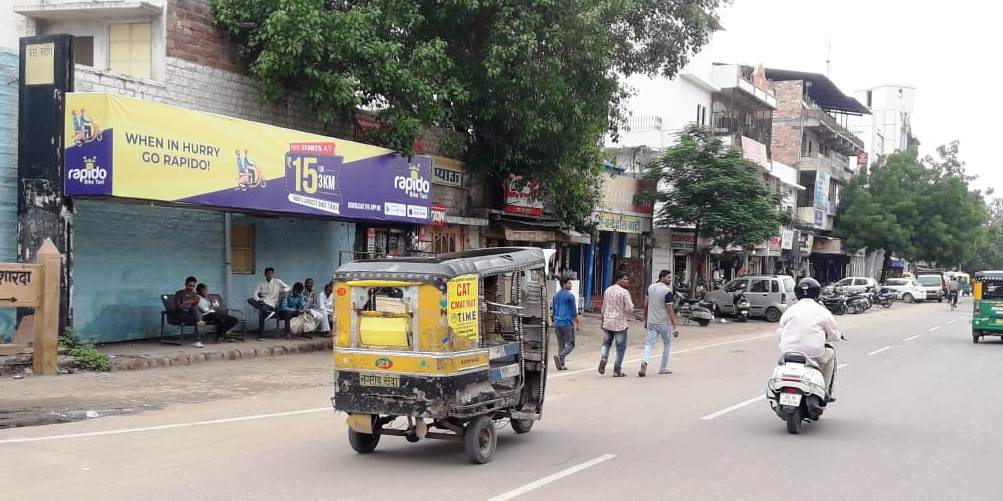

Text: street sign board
xmin=0 ymin=263 xmax=43 ymax=307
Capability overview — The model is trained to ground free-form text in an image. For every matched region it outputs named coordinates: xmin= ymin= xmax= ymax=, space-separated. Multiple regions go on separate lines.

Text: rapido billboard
xmin=63 ymin=93 xmax=432 ymax=224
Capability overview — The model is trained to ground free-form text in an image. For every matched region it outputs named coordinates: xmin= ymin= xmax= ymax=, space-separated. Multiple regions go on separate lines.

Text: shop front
xmin=810 ymin=236 xmax=848 ymax=285
xmin=63 ymin=93 xmax=433 ymax=342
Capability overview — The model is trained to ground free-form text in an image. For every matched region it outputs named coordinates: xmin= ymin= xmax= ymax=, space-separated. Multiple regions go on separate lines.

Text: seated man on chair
xmin=196 ymin=283 xmax=239 ymax=342
xmin=247 ymin=267 xmax=289 ymax=333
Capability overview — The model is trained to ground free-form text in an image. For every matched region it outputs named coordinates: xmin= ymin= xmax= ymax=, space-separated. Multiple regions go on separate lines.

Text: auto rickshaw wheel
xmin=973 ymin=332 xmax=981 ymax=344
xmin=511 ymin=418 xmax=534 ymax=434
xmin=463 ymin=416 xmax=497 ymax=464
xmin=348 ymin=428 xmax=381 ymax=454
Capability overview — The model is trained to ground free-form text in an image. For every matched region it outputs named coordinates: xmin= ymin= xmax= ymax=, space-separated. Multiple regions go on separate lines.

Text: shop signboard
xmin=597 ymin=211 xmax=643 ymax=233
xmin=63 ymin=93 xmax=432 ymax=224
xmin=768 ymin=235 xmax=782 ymax=251
xmin=670 ymin=232 xmax=696 ymax=251
xmin=430 ymin=203 xmax=447 ymax=226
xmin=813 ymin=171 xmax=830 ymax=210
xmin=601 ymin=173 xmax=655 ymax=215
xmin=781 ymin=229 xmax=795 ymax=250
xmin=504 ymin=175 xmax=544 ymax=217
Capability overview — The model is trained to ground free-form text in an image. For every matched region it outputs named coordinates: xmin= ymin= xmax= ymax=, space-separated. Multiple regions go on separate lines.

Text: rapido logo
xmin=393 ymin=163 xmax=430 ymax=198
xmin=68 ymin=156 xmax=108 ymax=185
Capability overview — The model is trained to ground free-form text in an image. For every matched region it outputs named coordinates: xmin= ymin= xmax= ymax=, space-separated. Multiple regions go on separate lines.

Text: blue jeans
xmin=600 ymin=329 xmax=628 ymax=373
xmin=247 ymin=298 xmax=275 ymax=331
xmin=642 ymin=323 xmax=672 ymax=372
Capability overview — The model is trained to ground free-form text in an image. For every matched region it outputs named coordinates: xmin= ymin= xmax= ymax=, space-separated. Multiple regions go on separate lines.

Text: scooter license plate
xmin=779 ymin=393 xmax=802 ymax=406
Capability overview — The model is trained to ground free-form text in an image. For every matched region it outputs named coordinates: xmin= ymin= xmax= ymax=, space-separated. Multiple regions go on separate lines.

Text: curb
xmin=108 ymin=339 xmax=334 ymax=372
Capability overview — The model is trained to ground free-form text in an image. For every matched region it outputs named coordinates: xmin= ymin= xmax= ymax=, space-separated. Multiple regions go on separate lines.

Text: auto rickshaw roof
xmin=974 ymin=271 xmax=1003 ymax=280
xmin=334 ymin=247 xmax=549 ymax=282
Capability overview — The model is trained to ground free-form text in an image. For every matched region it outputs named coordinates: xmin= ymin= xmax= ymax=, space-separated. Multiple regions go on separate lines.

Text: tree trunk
xmin=879 ymin=250 xmax=892 ymax=283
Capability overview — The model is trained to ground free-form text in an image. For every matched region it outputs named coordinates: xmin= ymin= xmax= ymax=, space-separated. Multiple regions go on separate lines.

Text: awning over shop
xmin=557 ymin=229 xmax=591 ymax=245
xmin=63 ymin=93 xmax=433 ymax=225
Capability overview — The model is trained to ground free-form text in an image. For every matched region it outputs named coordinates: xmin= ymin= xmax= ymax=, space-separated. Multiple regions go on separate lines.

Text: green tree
xmin=835 ymin=149 xmax=923 ymax=281
xmin=210 ymin=0 xmax=724 ymax=226
xmin=647 ymin=124 xmax=783 ymax=256
xmin=835 ymin=145 xmax=988 ymax=279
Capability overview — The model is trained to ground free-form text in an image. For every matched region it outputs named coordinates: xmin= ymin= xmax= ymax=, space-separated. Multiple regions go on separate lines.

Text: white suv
xmin=881 ymin=278 xmax=926 ymax=303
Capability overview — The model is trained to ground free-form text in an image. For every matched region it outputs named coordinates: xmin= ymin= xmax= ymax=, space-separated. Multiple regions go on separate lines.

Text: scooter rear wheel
xmin=786 ymin=408 xmax=803 ymax=434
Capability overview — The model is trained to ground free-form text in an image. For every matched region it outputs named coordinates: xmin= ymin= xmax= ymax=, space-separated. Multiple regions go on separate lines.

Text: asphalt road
xmin=1 ymin=299 xmax=992 ymax=501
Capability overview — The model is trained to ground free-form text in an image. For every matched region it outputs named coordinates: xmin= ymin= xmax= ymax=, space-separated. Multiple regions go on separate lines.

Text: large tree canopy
xmin=647 ymin=125 xmax=783 ymax=250
xmin=835 ymin=144 xmax=987 ymax=278
xmin=210 ymin=0 xmax=724 ymax=226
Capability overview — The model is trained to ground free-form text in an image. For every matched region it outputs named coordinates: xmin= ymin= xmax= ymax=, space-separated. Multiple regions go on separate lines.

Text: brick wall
xmin=166 ymin=0 xmax=243 ymax=74
xmin=769 ymin=81 xmax=805 ymax=168
xmin=773 ymin=81 xmax=804 ymax=120
xmin=0 ymin=49 xmax=18 ymax=341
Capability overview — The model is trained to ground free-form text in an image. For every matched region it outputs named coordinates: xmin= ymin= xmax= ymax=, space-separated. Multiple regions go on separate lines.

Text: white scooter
xmin=765 ymin=339 xmax=843 ymax=434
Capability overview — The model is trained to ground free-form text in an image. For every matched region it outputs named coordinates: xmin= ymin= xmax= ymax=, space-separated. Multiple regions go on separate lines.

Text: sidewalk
xmin=0 ymin=312 xmax=774 ymax=428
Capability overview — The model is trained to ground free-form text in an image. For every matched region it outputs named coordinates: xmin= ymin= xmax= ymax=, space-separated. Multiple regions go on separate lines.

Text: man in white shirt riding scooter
xmin=776 ymin=277 xmax=843 ymax=402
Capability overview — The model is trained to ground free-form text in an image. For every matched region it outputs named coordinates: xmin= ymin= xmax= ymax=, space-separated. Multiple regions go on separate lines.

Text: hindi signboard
xmin=0 ymin=263 xmax=42 ymax=307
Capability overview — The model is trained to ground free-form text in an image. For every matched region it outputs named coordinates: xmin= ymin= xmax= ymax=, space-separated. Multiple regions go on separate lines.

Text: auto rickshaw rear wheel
xmin=511 ymin=418 xmax=534 ymax=434
xmin=464 ymin=416 xmax=497 ymax=464
xmin=348 ymin=428 xmax=381 ymax=453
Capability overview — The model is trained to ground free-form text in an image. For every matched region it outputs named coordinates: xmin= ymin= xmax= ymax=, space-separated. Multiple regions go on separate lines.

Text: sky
xmin=710 ymin=0 xmax=1000 ymax=194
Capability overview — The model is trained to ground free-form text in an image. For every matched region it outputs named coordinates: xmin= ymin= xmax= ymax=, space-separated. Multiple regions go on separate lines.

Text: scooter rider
xmin=776 ymin=277 xmax=842 ymax=402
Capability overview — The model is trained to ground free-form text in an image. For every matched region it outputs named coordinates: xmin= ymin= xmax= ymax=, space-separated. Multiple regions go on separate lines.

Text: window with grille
xmin=231 ymin=223 xmax=255 ymax=274
xmin=109 ymin=22 xmax=152 ymax=79
xmin=432 ymin=233 xmax=457 ymax=254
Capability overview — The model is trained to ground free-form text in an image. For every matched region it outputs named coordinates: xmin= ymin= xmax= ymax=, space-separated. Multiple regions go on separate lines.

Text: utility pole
xmin=825 ymin=36 xmax=832 ymax=77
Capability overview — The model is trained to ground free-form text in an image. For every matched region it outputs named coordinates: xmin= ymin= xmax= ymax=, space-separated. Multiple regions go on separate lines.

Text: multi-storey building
xmin=767 ymin=68 xmax=870 ymax=283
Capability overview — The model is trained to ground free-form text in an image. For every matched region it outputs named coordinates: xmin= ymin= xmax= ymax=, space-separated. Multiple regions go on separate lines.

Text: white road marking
xmin=947 ymin=319 xmax=958 ymax=325
xmin=868 ymin=346 xmax=892 ymax=356
xmin=551 ymin=332 xmax=776 ymax=379
xmin=701 ymin=395 xmax=766 ymax=421
xmin=905 ymin=335 xmax=921 ymax=341
xmin=929 ymin=326 xmax=941 ymax=332
xmin=0 ymin=407 xmax=331 ymax=445
xmin=837 ymin=363 xmax=849 ymax=369
xmin=486 ymin=453 xmax=616 ymax=501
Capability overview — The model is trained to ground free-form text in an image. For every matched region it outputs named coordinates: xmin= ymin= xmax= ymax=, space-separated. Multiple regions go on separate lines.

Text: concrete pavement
xmin=0 ymin=299 xmax=990 ymax=500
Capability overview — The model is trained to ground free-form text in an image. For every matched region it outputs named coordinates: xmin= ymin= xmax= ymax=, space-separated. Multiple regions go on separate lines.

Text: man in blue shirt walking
xmin=553 ymin=277 xmax=580 ymax=370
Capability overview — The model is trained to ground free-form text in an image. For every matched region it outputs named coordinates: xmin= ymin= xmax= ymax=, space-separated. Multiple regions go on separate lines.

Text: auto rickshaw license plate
xmin=995 ymin=319 xmax=1003 ymax=325
xmin=359 ymin=373 xmax=400 ymax=387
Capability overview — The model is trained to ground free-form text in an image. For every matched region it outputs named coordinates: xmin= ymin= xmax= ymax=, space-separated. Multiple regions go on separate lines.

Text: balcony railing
xmin=804 ymin=108 xmax=865 ymax=152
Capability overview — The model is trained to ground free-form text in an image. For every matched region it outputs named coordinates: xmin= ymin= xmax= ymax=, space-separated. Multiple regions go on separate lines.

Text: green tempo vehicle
xmin=971 ymin=271 xmax=1003 ymax=343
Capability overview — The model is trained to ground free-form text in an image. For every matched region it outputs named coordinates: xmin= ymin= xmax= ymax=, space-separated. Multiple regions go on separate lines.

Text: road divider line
xmin=0 ymin=407 xmax=331 ymax=445
xmin=947 ymin=319 xmax=958 ymax=325
xmin=551 ymin=332 xmax=776 ymax=379
xmin=486 ymin=453 xmax=616 ymax=501
xmin=701 ymin=395 xmax=765 ymax=421
xmin=837 ymin=363 xmax=849 ymax=369
xmin=905 ymin=334 xmax=921 ymax=341
xmin=868 ymin=346 xmax=892 ymax=356
xmin=929 ymin=326 xmax=941 ymax=332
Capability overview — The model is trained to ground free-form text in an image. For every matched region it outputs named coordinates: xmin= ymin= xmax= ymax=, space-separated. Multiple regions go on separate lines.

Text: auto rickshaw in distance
xmin=971 ymin=271 xmax=1003 ymax=343
xmin=331 ymin=248 xmax=553 ymax=463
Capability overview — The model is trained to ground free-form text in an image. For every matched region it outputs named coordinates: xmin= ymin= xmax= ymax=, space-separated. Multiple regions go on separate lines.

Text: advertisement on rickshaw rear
xmin=62 ymin=93 xmax=432 ymax=224
xmin=447 ymin=275 xmax=479 ymax=340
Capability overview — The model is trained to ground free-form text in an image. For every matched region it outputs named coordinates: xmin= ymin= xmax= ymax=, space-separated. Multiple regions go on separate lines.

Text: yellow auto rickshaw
xmin=331 ymin=248 xmax=553 ymax=463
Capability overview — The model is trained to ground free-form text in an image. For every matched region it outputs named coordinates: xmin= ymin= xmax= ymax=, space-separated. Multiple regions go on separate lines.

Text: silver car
xmin=704 ymin=275 xmax=798 ymax=322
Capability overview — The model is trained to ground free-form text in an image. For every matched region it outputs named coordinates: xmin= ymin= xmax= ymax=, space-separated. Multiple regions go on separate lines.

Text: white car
xmin=832 ymin=276 xmax=878 ymax=295
xmin=881 ymin=278 xmax=926 ymax=303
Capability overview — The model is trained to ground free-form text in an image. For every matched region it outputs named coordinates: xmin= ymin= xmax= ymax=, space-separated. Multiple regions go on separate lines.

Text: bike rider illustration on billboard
xmin=235 ymin=149 xmax=267 ymax=191
xmin=71 ymin=108 xmax=103 ymax=146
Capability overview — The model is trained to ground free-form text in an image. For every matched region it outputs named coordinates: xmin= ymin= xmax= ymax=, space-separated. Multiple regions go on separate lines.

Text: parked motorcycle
xmin=766 ymin=337 xmax=844 ymax=434
xmin=819 ymin=293 xmax=848 ymax=315
xmin=845 ymin=291 xmax=872 ymax=314
xmin=675 ymin=284 xmax=714 ymax=327
xmin=870 ymin=287 xmax=896 ymax=309
xmin=734 ymin=292 xmax=751 ymax=322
